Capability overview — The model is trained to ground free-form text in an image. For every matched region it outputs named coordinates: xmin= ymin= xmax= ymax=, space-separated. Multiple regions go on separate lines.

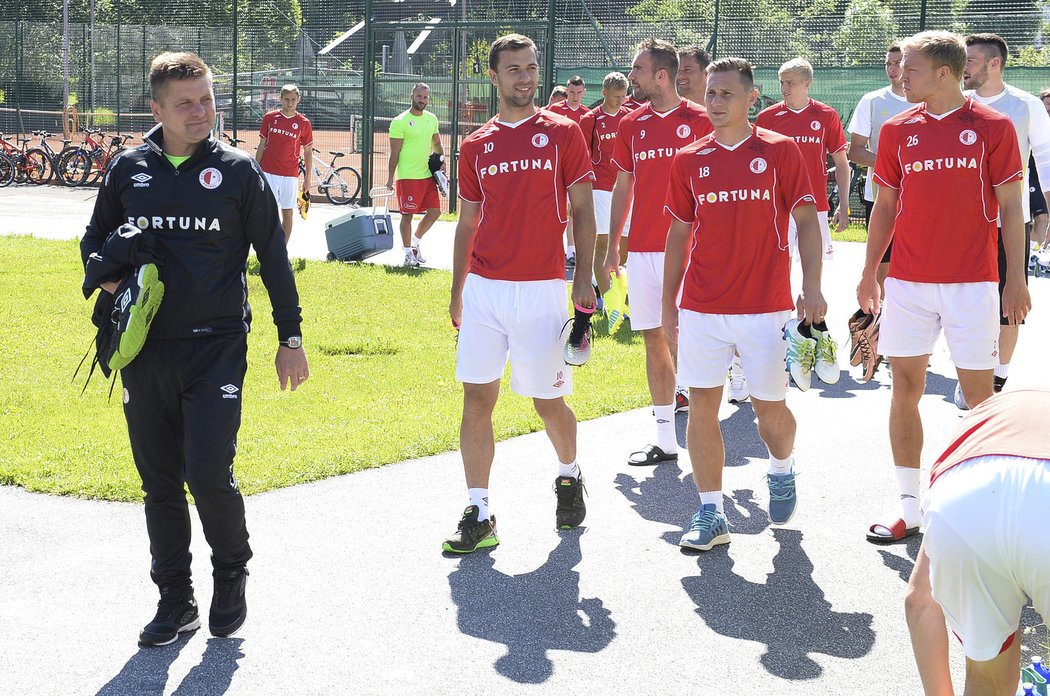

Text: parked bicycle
xmin=298 ymin=147 xmax=361 ymax=205
xmin=0 ymin=152 xmax=15 ymax=187
xmin=56 ymin=129 xmax=131 ymax=186
xmin=0 ymin=132 xmax=53 ymax=185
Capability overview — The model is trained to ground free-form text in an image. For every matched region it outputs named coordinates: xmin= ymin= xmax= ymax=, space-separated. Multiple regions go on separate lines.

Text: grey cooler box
xmin=325 ymin=200 xmax=394 ymax=262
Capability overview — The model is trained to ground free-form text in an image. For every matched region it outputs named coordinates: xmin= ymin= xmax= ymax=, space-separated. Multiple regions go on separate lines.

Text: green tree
xmin=832 ymin=0 xmax=900 ymax=66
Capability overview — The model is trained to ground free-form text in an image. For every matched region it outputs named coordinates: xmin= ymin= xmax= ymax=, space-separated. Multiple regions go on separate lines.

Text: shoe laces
xmin=767 ymin=473 xmax=796 ymax=501
xmin=212 ymin=570 xmax=245 ymax=607
xmin=816 ymin=332 xmax=838 ymax=364
xmin=788 ymin=336 xmax=817 ymax=372
xmin=689 ymin=507 xmax=723 ymax=532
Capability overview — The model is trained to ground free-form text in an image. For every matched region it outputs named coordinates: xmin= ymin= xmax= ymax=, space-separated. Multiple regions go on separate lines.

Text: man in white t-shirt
xmin=961 ymin=33 xmax=1050 ymax=401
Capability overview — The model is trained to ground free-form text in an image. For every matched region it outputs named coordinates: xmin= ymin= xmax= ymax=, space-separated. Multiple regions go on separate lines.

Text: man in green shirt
xmin=385 ymin=83 xmax=445 ymax=266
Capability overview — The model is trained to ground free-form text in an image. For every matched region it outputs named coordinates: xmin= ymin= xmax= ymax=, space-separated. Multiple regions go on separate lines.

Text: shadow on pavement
xmin=97 ymin=633 xmax=244 ymax=696
xmin=447 ymin=530 xmax=616 ymax=684
xmin=924 ymin=370 xmax=958 ymax=404
xmin=682 ymin=528 xmax=876 ymax=680
xmin=876 ymin=534 xmax=923 ymax=584
xmin=810 ymin=371 xmax=887 ymax=398
xmin=615 ymin=461 xmax=770 ymax=546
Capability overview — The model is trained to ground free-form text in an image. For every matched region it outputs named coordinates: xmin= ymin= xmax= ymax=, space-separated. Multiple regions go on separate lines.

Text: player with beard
xmin=443 ymin=34 xmax=597 ymax=553
xmin=676 ymin=45 xmax=711 ymax=106
xmin=958 ymin=33 xmax=1050 ymax=404
xmin=385 ymin=83 xmax=445 ymax=267
xmin=604 ymin=38 xmax=713 ymax=466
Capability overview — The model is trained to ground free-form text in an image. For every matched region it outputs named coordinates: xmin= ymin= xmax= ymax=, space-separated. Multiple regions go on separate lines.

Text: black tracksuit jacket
xmin=81 ymin=126 xmax=302 ymax=341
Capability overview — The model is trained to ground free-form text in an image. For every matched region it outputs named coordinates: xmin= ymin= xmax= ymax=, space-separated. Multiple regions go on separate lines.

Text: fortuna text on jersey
xmin=477 ymin=158 xmax=555 ymax=179
xmin=128 ymin=215 xmax=222 ymax=231
xmin=903 ymin=156 xmax=979 ymax=174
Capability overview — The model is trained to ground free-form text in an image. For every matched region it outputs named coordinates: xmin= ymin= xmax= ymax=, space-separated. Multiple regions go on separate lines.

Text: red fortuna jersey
xmin=874 ymin=99 xmax=1023 ymax=283
xmin=931 ymin=389 xmax=1050 ymax=486
xmin=458 ymin=111 xmax=595 ymax=281
xmin=612 ymin=101 xmax=714 ymax=252
xmin=545 ymin=101 xmax=587 ymax=124
xmin=665 ymin=126 xmax=817 ymax=314
xmin=579 ymin=105 xmax=632 ymax=192
xmin=259 ymin=111 xmax=313 ymax=177
xmin=623 ymin=97 xmax=646 ymax=112
xmin=755 ymin=99 xmax=846 ymax=212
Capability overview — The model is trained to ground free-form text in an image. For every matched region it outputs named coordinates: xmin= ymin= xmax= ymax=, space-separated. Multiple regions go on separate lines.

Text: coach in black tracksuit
xmin=81 ymin=52 xmax=309 ymax=647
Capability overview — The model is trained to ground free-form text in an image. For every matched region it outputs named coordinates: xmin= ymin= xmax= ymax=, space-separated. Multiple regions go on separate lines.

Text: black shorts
xmin=862 ymin=198 xmax=893 ymax=264
xmin=1031 ymin=186 xmax=1048 ymax=218
xmin=997 ymin=225 xmax=1030 ymax=326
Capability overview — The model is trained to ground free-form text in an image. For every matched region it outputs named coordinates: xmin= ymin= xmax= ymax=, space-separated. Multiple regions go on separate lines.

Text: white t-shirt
xmin=968 ymin=84 xmax=1050 ymax=222
xmin=847 ymin=86 xmax=911 ymax=201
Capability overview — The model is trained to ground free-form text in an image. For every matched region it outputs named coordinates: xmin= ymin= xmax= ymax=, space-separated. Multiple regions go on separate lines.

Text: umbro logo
xmin=131 ymin=172 xmax=152 ymax=187
xmin=220 ymin=384 xmax=240 ymax=399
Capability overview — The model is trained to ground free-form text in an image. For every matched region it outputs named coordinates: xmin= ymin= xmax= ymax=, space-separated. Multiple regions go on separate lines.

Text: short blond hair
xmin=778 ymin=57 xmax=813 ymax=81
xmin=603 ymin=72 xmax=628 ymax=92
xmin=902 ymin=30 xmax=967 ymax=81
xmin=149 ymin=52 xmax=211 ymax=100
xmin=280 ymin=84 xmax=300 ymax=96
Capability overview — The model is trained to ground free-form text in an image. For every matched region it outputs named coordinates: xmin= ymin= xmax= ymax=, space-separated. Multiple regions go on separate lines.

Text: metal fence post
xmin=116 ymin=0 xmax=122 ymax=131
xmin=362 ymin=0 xmax=375 ymax=207
xmin=233 ymin=0 xmax=239 ymax=140
xmin=920 ymin=0 xmax=928 ymax=31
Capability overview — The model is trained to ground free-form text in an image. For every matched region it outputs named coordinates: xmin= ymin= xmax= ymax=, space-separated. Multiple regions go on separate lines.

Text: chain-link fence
xmin=3 ymin=1 xmax=1048 ymax=207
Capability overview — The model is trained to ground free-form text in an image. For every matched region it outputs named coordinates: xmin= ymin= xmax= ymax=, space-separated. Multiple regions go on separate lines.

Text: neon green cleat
xmin=604 ymin=267 xmax=629 ymax=334
xmin=109 ymin=263 xmax=165 ymax=371
xmin=442 ymin=506 xmax=499 ymax=554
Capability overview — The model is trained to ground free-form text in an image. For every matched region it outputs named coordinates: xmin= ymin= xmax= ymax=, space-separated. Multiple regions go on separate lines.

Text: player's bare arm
xmin=254 ymin=138 xmax=267 ymax=163
xmin=995 ymin=181 xmax=1032 ymax=325
xmin=830 ymin=149 xmax=851 ymax=232
xmin=276 ymin=345 xmax=310 ymax=392
xmin=302 ymin=142 xmax=313 ymax=191
xmin=567 ymin=181 xmax=598 ymax=310
xmin=792 ymin=203 xmax=827 ymax=324
xmin=386 ymin=137 xmax=404 ymax=191
xmin=605 ymin=170 xmax=634 ymax=275
xmin=661 ymin=218 xmax=692 ymax=351
xmin=857 ymin=187 xmax=898 ymax=313
xmin=449 ymin=200 xmax=482 ymax=328
xmin=847 ymin=133 xmax=876 ymax=169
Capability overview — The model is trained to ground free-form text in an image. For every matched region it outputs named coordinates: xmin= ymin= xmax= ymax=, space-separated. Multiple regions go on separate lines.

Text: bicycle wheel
xmin=323 ymin=166 xmax=362 ymax=205
xmin=0 ymin=154 xmax=14 ymax=187
xmin=24 ymin=148 xmax=54 ymax=184
xmin=10 ymin=153 xmax=27 ymax=184
xmin=57 ymin=149 xmax=92 ymax=187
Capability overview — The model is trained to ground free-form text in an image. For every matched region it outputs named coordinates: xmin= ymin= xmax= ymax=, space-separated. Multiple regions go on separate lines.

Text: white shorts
xmin=677 ymin=310 xmax=792 ymax=401
xmin=924 ymin=455 xmax=1050 ymax=661
xmin=593 ymin=189 xmax=612 ymax=236
xmin=455 ymin=274 xmax=571 ymax=399
xmin=263 ymin=172 xmax=298 ymax=210
xmin=621 ymin=203 xmax=632 ymax=238
xmin=788 ymin=211 xmax=831 ymax=260
xmin=625 ymin=252 xmax=664 ymax=331
xmin=880 ymin=278 xmax=999 ymax=369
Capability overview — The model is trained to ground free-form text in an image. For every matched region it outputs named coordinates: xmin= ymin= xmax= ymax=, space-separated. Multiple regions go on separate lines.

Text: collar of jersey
xmin=496 ymin=111 xmax=540 ymax=129
xmin=646 ymin=101 xmax=684 ymax=119
xmin=921 ymin=97 xmax=970 ymax=121
xmin=969 ymin=87 xmax=1008 ymax=106
xmin=714 ymin=125 xmax=756 ymax=151
xmin=785 ymin=99 xmax=812 ymax=114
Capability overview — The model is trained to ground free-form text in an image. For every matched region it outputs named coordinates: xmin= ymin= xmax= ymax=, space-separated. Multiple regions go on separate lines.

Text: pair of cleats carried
xmin=441 ymin=473 xmax=587 ymax=553
xmin=847 ymin=309 xmax=883 ymax=381
xmin=562 ymin=304 xmax=594 ymax=366
xmin=109 ymin=263 xmax=165 ymax=372
xmin=680 ymin=466 xmax=799 ymax=551
xmin=296 ymin=189 xmax=310 ymax=220
xmin=138 ymin=568 xmax=248 ymax=647
xmin=783 ymin=319 xmax=840 ymax=390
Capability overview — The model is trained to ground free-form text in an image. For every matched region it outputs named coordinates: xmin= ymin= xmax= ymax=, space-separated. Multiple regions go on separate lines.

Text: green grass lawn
xmin=0 ymin=236 xmax=650 ymax=502
xmin=833 ymin=223 xmax=868 ymax=243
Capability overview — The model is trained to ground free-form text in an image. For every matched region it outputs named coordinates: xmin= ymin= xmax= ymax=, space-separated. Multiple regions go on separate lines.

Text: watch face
xmin=286 ymin=336 xmax=302 ymax=349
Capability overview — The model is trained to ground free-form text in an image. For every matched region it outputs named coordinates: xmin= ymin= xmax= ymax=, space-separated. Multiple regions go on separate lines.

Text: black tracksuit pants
xmin=121 ymin=334 xmax=253 ymax=589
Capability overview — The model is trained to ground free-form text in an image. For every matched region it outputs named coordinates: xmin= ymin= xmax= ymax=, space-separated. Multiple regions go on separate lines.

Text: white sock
xmin=404 ymin=246 xmax=414 ymax=255
xmin=768 ymin=453 xmax=794 ymax=475
xmin=994 ymin=363 xmax=1009 ymax=379
xmin=568 ymin=245 xmax=576 ymax=257
xmin=653 ymin=404 xmax=677 ymax=453
xmin=699 ymin=490 xmax=724 ymax=514
xmin=895 ymin=467 xmax=921 ymax=526
xmin=468 ymin=488 xmax=490 ymax=522
xmin=411 ymin=235 xmax=421 ymax=248
xmin=558 ymin=460 xmax=580 ymax=479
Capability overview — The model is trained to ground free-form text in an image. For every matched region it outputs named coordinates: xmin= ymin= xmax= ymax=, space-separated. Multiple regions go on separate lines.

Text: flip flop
xmin=627 ymin=444 xmax=678 ymax=466
xmin=866 ymin=518 xmax=921 ymax=544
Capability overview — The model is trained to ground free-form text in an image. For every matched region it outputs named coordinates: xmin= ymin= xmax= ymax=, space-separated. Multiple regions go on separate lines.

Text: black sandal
xmin=627 ymin=444 xmax=678 ymax=466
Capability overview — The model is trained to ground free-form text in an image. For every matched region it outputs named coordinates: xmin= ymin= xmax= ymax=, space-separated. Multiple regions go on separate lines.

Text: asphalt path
xmin=2 ymin=183 xmax=1049 ymax=695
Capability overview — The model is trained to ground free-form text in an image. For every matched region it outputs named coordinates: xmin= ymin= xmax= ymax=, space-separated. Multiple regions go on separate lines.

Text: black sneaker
xmin=994 ymin=375 xmax=1007 ymax=393
xmin=139 ymin=585 xmax=200 ymax=647
xmin=443 ymin=506 xmax=498 ymax=553
xmin=209 ymin=568 xmax=248 ymax=638
xmin=554 ymin=473 xmax=587 ymax=529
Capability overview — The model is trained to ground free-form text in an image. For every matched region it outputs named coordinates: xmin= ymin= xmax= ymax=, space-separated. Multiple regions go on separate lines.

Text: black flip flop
xmin=627 ymin=444 xmax=678 ymax=466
